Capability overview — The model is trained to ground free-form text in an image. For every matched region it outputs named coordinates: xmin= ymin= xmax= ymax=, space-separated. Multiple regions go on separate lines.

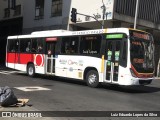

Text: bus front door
xmin=105 ymin=40 xmax=121 ymax=83
xmin=46 ymin=42 xmax=56 ymax=74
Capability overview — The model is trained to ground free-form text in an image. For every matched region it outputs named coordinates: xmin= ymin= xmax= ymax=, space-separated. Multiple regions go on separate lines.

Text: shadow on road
xmin=101 ymin=84 xmax=160 ymax=94
xmin=15 ymin=73 xmax=160 ymax=94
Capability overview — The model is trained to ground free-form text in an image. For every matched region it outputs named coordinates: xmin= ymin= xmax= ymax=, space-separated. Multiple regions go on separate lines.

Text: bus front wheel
xmin=27 ymin=64 xmax=35 ymax=77
xmin=86 ymin=70 xmax=100 ymax=88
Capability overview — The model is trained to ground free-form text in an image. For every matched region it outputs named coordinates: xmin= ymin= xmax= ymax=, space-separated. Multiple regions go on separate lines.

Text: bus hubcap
xmin=29 ymin=67 xmax=33 ymax=75
xmin=88 ymin=74 xmax=97 ymax=84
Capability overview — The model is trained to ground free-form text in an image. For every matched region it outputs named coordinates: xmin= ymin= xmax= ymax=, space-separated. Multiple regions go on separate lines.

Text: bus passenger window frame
xmin=61 ymin=36 xmax=79 ymax=54
xmin=80 ymin=35 xmax=102 ymax=55
xmin=119 ymin=38 xmax=128 ymax=67
xmin=31 ymin=38 xmax=44 ymax=54
xmin=19 ymin=38 xmax=32 ymax=53
xmin=7 ymin=39 xmax=19 ymax=53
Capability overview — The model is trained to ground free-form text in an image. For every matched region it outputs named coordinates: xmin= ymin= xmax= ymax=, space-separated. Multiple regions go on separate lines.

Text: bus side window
xmin=61 ymin=37 xmax=78 ymax=54
xmin=122 ymin=41 xmax=127 ymax=60
xmin=31 ymin=39 xmax=37 ymax=52
xmin=20 ymin=39 xmax=31 ymax=53
xmin=80 ymin=35 xmax=101 ymax=54
xmin=31 ymin=38 xmax=44 ymax=53
xmin=120 ymin=40 xmax=127 ymax=67
xmin=8 ymin=39 xmax=19 ymax=52
xmin=8 ymin=40 xmax=15 ymax=52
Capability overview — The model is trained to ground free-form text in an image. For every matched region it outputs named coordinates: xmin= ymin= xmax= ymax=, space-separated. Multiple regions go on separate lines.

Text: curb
xmin=154 ymin=77 xmax=160 ymax=80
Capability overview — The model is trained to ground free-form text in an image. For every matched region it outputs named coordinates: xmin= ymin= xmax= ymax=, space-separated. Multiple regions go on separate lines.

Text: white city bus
xmin=6 ymin=28 xmax=154 ymax=87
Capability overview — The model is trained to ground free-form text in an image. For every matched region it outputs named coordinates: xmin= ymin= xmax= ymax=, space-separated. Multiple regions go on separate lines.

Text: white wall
xmin=70 ymin=0 xmax=114 ymax=23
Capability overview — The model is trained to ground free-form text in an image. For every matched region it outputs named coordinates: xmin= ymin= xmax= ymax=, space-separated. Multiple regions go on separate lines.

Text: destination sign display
xmin=106 ymin=34 xmax=123 ymax=39
xmin=130 ymin=30 xmax=150 ymax=40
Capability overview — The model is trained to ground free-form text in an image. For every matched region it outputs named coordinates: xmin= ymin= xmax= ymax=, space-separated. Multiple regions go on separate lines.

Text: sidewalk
xmin=154 ymin=77 xmax=160 ymax=80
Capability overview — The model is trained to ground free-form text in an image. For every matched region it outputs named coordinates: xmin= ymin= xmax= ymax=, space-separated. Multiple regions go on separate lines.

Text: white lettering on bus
xmin=83 ymin=50 xmax=97 ymax=54
xmin=72 ymin=30 xmax=104 ymax=35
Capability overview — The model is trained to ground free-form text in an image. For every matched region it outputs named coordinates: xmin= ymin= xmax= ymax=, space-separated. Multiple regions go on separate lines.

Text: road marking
xmin=14 ymin=86 xmax=51 ymax=92
xmin=0 ymin=71 xmax=10 ymax=74
xmin=0 ymin=70 xmax=25 ymax=75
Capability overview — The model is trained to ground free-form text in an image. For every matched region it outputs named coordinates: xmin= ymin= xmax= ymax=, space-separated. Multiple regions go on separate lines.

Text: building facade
xmin=22 ymin=0 xmax=109 ymax=33
xmin=1 ymin=0 xmax=160 ymax=75
xmin=0 ymin=0 xmax=23 ymax=64
xmin=23 ymin=0 xmax=69 ymax=33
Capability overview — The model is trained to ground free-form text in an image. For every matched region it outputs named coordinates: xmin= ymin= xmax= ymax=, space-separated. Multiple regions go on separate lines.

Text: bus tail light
xmin=130 ymin=68 xmax=137 ymax=78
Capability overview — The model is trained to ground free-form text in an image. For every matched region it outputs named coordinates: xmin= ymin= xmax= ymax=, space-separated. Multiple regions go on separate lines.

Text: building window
xmin=51 ymin=0 xmax=62 ymax=17
xmin=14 ymin=5 xmax=21 ymax=16
xmin=35 ymin=0 xmax=44 ymax=20
xmin=4 ymin=8 xmax=10 ymax=18
xmin=8 ymin=0 xmax=16 ymax=9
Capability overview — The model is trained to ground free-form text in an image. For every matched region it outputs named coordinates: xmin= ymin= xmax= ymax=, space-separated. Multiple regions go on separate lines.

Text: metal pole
xmin=102 ymin=0 xmax=106 ymax=29
xmin=134 ymin=0 xmax=140 ymax=29
xmin=77 ymin=12 xmax=103 ymax=27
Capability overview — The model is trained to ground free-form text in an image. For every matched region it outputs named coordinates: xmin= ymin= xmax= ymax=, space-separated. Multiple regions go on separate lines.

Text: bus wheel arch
xmin=84 ymin=67 xmax=100 ymax=88
xmin=27 ymin=62 xmax=35 ymax=77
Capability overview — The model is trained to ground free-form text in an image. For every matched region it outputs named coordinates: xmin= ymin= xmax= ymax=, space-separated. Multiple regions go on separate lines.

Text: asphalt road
xmin=0 ymin=67 xmax=160 ymax=120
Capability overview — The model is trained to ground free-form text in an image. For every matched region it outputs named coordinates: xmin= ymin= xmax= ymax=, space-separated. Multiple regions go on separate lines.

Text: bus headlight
xmin=130 ymin=68 xmax=137 ymax=78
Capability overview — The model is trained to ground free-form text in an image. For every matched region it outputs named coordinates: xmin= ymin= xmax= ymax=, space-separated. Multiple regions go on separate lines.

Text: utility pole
xmin=101 ymin=0 xmax=106 ymax=29
xmin=134 ymin=0 xmax=140 ymax=29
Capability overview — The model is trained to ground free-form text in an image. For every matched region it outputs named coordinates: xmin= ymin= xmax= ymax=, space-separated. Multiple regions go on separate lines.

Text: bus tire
xmin=86 ymin=70 xmax=100 ymax=88
xmin=27 ymin=64 xmax=35 ymax=77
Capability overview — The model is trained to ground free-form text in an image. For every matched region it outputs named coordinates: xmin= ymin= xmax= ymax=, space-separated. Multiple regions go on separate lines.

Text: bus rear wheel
xmin=27 ymin=64 xmax=35 ymax=77
xmin=86 ymin=70 xmax=100 ymax=88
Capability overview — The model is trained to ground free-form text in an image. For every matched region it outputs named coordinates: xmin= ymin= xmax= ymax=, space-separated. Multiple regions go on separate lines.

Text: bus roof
xmin=7 ymin=28 xmax=149 ymax=39
xmin=31 ymin=29 xmax=71 ymax=35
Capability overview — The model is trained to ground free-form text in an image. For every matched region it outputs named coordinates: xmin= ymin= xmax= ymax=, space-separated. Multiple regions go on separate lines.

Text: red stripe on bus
xmin=6 ymin=53 xmax=18 ymax=63
xmin=6 ymin=53 xmax=34 ymax=64
xmin=19 ymin=54 xmax=33 ymax=64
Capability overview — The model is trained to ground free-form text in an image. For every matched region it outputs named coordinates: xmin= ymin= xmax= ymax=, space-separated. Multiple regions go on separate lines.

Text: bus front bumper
xmin=131 ymin=78 xmax=153 ymax=85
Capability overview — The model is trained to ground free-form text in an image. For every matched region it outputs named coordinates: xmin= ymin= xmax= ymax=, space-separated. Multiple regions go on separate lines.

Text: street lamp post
xmin=101 ymin=0 xmax=106 ymax=29
xmin=134 ymin=0 xmax=140 ymax=29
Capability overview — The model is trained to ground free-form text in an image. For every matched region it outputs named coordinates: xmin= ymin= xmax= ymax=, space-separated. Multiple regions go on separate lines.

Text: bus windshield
xmin=130 ymin=31 xmax=154 ymax=73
